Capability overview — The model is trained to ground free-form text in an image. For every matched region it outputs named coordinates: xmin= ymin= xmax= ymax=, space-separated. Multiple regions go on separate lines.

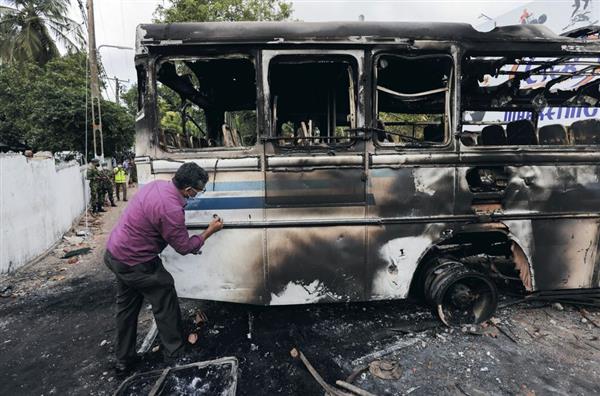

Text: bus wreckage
xmin=133 ymin=22 xmax=600 ymax=325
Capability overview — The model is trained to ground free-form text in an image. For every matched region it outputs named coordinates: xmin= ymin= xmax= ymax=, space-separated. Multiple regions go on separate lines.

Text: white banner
xmin=480 ymin=0 xmax=598 ymax=34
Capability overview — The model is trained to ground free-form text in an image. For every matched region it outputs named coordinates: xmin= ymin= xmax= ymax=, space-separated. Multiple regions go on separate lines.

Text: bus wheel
xmin=424 ymin=260 xmax=498 ymax=327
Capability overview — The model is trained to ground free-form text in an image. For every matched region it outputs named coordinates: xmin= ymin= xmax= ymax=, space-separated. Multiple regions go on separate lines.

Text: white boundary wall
xmin=0 ymin=154 xmax=89 ymax=273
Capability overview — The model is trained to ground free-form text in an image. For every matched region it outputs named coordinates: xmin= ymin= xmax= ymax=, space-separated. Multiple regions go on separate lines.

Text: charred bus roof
xmin=135 ymin=21 xmax=584 ymax=54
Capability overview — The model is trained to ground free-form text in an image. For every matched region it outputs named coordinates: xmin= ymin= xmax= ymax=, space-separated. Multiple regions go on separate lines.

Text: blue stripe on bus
xmin=209 ymin=179 xmax=345 ymax=192
xmin=185 ymin=197 xmax=265 ymax=210
xmin=210 ymin=174 xmax=396 ymax=193
xmin=185 ymin=194 xmax=376 ymax=210
xmin=210 ymin=181 xmax=264 ymax=191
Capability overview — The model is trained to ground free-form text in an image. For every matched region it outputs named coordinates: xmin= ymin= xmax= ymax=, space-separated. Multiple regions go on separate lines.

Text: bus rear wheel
xmin=423 ymin=259 xmax=498 ymax=327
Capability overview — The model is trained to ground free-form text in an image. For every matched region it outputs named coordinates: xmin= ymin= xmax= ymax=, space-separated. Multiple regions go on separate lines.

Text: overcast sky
xmin=78 ymin=0 xmax=531 ymax=100
xmin=2 ymin=0 xmax=539 ymax=100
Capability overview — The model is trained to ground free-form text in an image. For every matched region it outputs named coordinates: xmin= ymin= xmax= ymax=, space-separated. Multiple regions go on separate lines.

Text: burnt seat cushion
xmin=539 ymin=124 xmax=568 ymax=145
xmin=571 ymin=119 xmax=600 ymax=145
xmin=507 ymin=119 xmax=537 ymax=145
xmin=481 ymin=124 xmax=506 ymax=146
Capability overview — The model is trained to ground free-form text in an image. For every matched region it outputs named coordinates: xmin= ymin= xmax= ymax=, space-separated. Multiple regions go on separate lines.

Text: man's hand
xmin=202 ymin=215 xmax=224 ymax=240
xmin=209 ymin=215 xmax=224 ymax=232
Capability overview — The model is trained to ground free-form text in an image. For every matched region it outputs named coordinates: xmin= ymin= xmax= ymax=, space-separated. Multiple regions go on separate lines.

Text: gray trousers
xmin=104 ymin=250 xmax=186 ymax=363
xmin=115 ymin=182 xmax=127 ymax=201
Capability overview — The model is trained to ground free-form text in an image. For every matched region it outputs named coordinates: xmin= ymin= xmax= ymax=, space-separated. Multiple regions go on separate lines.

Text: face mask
xmin=186 ymin=188 xmax=199 ymax=200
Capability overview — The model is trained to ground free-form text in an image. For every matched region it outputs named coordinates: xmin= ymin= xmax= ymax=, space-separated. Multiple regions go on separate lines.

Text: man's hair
xmin=172 ymin=162 xmax=209 ymax=189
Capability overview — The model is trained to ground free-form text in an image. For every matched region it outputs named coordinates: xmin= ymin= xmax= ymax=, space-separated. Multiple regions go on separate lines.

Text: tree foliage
xmin=0 ymin=0 xmax=84 ymax=65
xmin=120 ymin=83 xmax=138 ymax=117
xmin=154 ymin=0 xmax=293 ymax=23
xmin=0 ymin=53 xmax=134 ymax=157
xmin=151 ymin=1 xmax=292 ymax=143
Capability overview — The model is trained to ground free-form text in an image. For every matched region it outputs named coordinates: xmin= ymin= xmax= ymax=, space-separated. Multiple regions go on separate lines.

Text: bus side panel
xmin=530 ymin=218 xmax=599 ymax=290
xmin=365 ymin=165 xmax=454 ymax=300
xmin=504 ymin=218 xmax=599 ymax=290
xmin=456 ymin=163 xmax=600 ymax=291
xmin=264 ymin=163 xmax=368 ymax=304
xmin=455 ymin=164 xmax=600 ymax=214
xmin=266 ymin=226 xmax=366 ymax=304
xmin=368 ymin=167 xmax=455 ymax=218
xmin=367 ymin=223 xmax=447 ymax=300
xmin=160 ymin=168 xmax=267 ymax=304
xmin=161 ymin=229 xmax=265 ymax=303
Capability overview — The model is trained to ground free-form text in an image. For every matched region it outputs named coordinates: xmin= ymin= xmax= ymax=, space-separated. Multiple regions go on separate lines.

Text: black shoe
xmin=114 ymin=362 xmax=134 ymax=376
xmin=114 ymin=355 xmax=141 ymax=375
xmin=115 ymin=361 xmax=131 ymax=376
xmin=163 ymin=354 xmax=193 ymax=367
xmin=162 ymin=344 xmax=193 ymax=366
xmin=111 ymin=203 xmax=117 ymax=207
xmin=139 ymin=350 xmax=164 ymax=367
xmin=98 ymin=207 xmax=107 ymax=213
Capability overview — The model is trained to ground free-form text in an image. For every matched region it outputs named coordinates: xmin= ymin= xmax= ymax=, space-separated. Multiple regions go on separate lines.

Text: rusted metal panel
xmin=530 ymin=219 xmax=599 ymax=290
xmin=266 ymin=169 xmax=366 ymax=208
xmin=368 ymin=167 xmax=455 ymax=218
xmin=267 ymin=226 xmax=366 ymax=304
xmin=367 ymin=223 xmax=447 ymax=300
xmin=456 ymin=164 xmax=600 ymax=215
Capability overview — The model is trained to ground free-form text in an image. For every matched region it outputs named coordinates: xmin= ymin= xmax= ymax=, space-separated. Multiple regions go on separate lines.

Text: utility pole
xmin=86 ymin=0 xmax=103 ymax=160
xmin=113 ymin=76 xmax=130 ymax=104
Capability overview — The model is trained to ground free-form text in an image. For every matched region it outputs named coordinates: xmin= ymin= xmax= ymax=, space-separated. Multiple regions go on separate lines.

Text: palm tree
xmin=0 ymin=0 xmax=84 ymax=65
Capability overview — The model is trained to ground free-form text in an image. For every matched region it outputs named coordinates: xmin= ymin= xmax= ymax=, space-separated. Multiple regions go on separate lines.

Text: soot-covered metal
xmin=134 ymin=21 xmax=600 ymax=325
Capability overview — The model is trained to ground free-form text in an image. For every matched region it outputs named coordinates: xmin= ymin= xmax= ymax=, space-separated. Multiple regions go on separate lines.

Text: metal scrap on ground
xmin=368 ymin=360 xmax=402 ymax=380
xmin=290 ymin=347 xmax=376 ymax=396
xmin=352 ymin=338 xmax=419 ymax=366
xmin=114 ymin=357 xmax=238 ymax=396
xmin=61 ymin=247 xmax=92 ymax=259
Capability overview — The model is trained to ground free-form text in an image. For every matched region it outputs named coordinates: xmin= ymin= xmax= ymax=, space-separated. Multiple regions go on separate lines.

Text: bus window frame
xmin=372 ymin=52 xmax=455 ymax=150
xmin=135 ymin=64 xmax=147 ymax=115
xmin=261 ymin=49 xmax=365 ymax=153
xmin=152 ymin=52 xmax=260 ymax=153
xmin=458 ymin=51 xmax=600 ymax=152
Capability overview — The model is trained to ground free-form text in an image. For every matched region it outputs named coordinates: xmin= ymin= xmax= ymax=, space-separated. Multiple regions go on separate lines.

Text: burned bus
xmin=133 ymin=22 xmax=600 ymax=325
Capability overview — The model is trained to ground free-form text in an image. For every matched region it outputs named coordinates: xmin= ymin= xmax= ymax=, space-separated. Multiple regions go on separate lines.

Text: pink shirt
xmin=107 ymin=180 xmax=204 ymax=265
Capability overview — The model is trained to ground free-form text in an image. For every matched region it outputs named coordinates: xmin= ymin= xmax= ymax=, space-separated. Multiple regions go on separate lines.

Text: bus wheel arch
xmin=409 ymin=224 xmax=534 ymax=325
xmin=423 ymin=258 xmax=498 ymax=326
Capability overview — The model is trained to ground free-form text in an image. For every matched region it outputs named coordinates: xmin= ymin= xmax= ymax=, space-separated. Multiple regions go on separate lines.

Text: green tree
xmin=152 ymin=1 xmax=291 ymax=142
xmin=0 ymin=0 xmax=84 ymax=65
xmin=154 ymin=0 xmax=293 ymax=23
xmin=0 ymin=52 xmax=134 ymax=157
xmin=0 ymin=60 xmax=37 ymax=149
xmin=121 ymin=83 xmax=138 ymax=117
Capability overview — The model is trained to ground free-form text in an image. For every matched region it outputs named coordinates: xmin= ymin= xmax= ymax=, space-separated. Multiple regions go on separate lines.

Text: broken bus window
xmin=375 ymin=54 xmax=453 ymax=146
xmin=461 ymin=56 xmax=600 ymax=146
xmin=155 ymin=57 xmax=257 ymax=150
xmin=269 ymin=56 xmax=357 ymax=147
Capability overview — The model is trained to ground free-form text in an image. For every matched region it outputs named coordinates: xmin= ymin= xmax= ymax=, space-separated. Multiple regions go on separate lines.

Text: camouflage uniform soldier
xmin=99 ymin=165 xmax=117 ymax=208
xmin=87 ymin=159 xmax=104 ymax=213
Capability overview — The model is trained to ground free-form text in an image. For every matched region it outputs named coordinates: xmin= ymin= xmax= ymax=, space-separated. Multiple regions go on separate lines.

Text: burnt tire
xmin=423 ymin=259 xmax=498 ymax=326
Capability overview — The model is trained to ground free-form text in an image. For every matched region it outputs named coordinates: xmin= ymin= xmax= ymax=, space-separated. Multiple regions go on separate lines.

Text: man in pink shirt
xmin=104 ymin=162 xmax=223 ymax=373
